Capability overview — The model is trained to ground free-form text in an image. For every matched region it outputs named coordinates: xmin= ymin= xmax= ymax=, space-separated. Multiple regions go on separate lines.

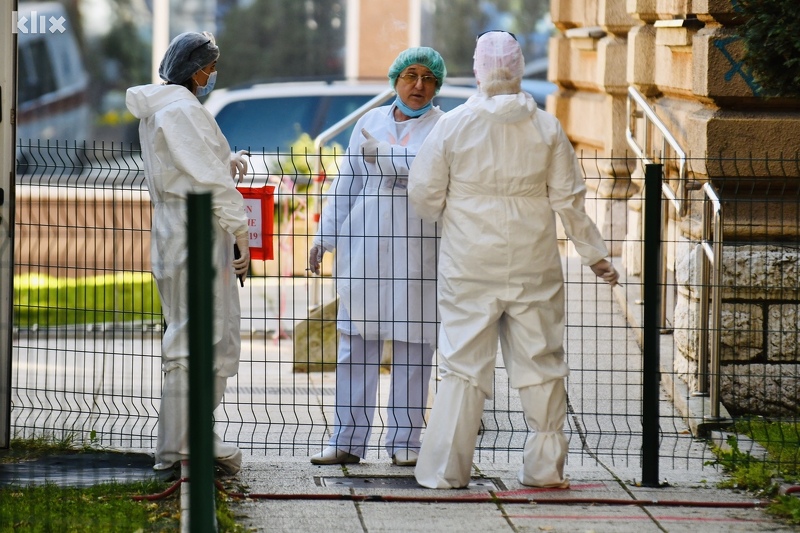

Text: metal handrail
xmin=313 ymin=88 xmax=396 ymax=150
xmin=307 ymin=88 xmax=396 ymax=307
xmin=627 ymin=87 xmax=685 ymax=333
xmin=698 ymin=182 xmax=724 ymax=420
xmin=625 ymin=86 xmax=724 ymax=415
xmin=626 ymin=86 xmax=688 ymax=217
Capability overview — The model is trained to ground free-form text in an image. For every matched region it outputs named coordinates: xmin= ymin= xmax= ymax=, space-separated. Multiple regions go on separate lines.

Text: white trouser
xmin=330 ymin=333 xmax=434 ymax=458
xmin=415 ymin=375 xmax=568 ymax=489
xmin=517 ymin=379 xmax=569 ymax=487
xmin=155 ymin=367 xmax=241 ymax=472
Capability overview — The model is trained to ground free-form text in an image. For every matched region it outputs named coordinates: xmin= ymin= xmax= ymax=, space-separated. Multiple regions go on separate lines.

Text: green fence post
xmin=187 ymin=192 xmax=216 ymax=531
xmin=641 ymin=163 xmax=662 ymax=487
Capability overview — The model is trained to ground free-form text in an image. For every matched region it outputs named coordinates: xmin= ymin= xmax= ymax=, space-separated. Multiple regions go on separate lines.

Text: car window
xmin=214 ymin=91 xmax=471 ymax=153
xmin=317 ymin=94 xmax=374 ymax=149
xmin=215 ymin=96 xmax=321 ymax=152
xmin=434 ymin=95 xmax=471 ymax=112
xmin=18 ymin=39 xmax=58 ymax=104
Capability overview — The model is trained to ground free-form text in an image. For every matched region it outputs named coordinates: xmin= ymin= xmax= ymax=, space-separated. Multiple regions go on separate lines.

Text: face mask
xmin=393 ymin=96 xmax=432 ymax=118
xmin=195 ymin=70 xmax=217 ymax=97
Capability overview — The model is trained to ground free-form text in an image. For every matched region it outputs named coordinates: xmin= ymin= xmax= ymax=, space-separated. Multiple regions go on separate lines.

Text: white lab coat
xmin=312 ymin=103 xmax=442 ymax=456
xmin=315 ymin=104 xmax=442 ymax=344
xmin=408 ymin=91 xmax=608 ymax=488
xmin=126 ymin=84 xmax=247 ymax=470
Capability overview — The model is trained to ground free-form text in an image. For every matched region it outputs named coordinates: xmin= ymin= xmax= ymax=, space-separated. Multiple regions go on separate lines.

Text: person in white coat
xmin=408 ymin=31 xmax=619 ymax=489
xmin=307 ymin=47 xmax=448 ymax=466
xmin=126 ymin=31 xmax=251 ymax=475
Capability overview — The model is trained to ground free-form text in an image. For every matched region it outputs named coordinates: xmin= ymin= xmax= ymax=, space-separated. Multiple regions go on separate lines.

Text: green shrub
xmin=734 ymin=0 xmax=800 ymax=97
xmin=14 ymin=272 xmax=162 ymax=327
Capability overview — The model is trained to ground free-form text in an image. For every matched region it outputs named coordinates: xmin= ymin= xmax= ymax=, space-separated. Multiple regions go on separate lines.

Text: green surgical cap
xmin=159 ymin=31 xmax=219 ymax=85
xmin=388 ymin=47 xmax=447 ymax=94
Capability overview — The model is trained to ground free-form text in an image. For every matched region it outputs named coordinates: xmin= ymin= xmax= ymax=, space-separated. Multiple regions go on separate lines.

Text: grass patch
xmin=736 ymin=418 xmax=800 ymax=481
xmin=1 ymin=436 xmax=249 ymax=532
xmin=1 ymin=480 xmax=180 ymax=532
xmin=708 ymin=419 xmax=800 ymax=525
xmin=1 ymin=435 xmax=79 ymax=463
xmin=14 ymin=272 xmax=162 ymax=327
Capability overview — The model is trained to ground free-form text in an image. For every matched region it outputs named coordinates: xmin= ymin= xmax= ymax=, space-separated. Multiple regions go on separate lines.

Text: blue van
xmin=16 ymin=2 xmax=90 ymax=165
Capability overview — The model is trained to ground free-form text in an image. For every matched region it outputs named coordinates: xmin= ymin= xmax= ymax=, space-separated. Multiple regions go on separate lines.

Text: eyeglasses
xmin=398 ymin=73 xmax=438 ymax=87
xmin=477 ymin=29 xmax=517 ymax=41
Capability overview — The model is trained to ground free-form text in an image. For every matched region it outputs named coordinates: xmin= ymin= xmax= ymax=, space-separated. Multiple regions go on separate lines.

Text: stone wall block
xmin=598 ymin=35 xmax=629 ymax=93
xmin=553 ymin=91 xmax=607 ymax=151
xmin=675 ymin=241 xmax=702 ymax=299
xmin=622 ymin=201 xmax=642 ymax=275
xmin=565 ymin=44 xmax=600 ymax=90
xmin=721 ymin=364 xmax=800 ymax=416
xmin=292 ymin=298 xmax=339 ymax=372
xmin=693 ymin=27 xmax=759 ymax=100
xmin=645 ymin=95 xmax=704 ymax=157
xmin=768 ymin=305 xmax=800 ymax=362
xmin=719 ymin=302 xmax=763 ymax=362
xmin=674 ymin=349 xmax=699 ymax=392
xmin=627 ymin=23 xmax=656 ymax=92
xmin=702 ymin=110 xmax=800 ymax=163
xmin=721 ymin=245 xmax=800 ymax=301
xmin=692 ymin=0 xmax=741 ymax=24
xmin=599 ymin=0 xmax=636 ymax=34
xmin=548 ymin=34 xmax=574 ymax=87
xmin=551 ymin=0 xmax=598 ymax=30
xmin=654 ymin=30 xmax=695 ymax=96
xmin=626 ymin=0 xmax=658 ymax=22
xmin=674 ymin=287 xmax=701 ymax=364
xmin=656 ymin=0 xmax=692 ymax=16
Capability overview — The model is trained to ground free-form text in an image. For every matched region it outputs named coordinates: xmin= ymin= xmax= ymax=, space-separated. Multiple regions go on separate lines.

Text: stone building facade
xmin=549 ymin=0 xmax=800 ymax=416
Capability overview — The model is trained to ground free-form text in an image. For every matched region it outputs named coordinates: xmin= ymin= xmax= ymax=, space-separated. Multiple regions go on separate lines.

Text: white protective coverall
xmin=313 ymin=103 xmax=442 ymax=457
xmin=408 ymin=90 xmax=609 ymax=489
xmin=126 ymin=83 xmax=248 ymax=471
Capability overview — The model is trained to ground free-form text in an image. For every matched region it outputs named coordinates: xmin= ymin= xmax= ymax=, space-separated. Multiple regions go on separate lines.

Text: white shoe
xmin=215 ymin=448 xmax=242 ymax=476
xmin=310 ymin=446 xmax=360 ymax=465
xmin=153 ymin=461 xmax=178 ymax=472
xmin=392 ymin=449 xmax=419 ymax=466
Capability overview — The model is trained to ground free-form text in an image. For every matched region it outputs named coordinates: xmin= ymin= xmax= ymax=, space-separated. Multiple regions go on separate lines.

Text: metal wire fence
xmin=8 ymin=141 xmax=800 ymax=475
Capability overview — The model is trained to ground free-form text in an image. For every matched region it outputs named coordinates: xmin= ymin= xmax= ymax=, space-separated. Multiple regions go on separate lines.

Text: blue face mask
xmin=393 ymin=96 xmax=432 ymax=118
xmin=195 ymin=70 xmax=217 ymax=97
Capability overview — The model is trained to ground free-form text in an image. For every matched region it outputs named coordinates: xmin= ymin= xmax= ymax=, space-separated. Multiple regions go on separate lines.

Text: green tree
xmin=423 ymin=0 xmax=550 ymax=78
xmin=425 ymin=0 xmax=488 ymax=77
xmin=735 ymin=0 xmax=800 ymax=97
xmin=101 ymin=13 xmax=151 ymax=89
xmin=215 ymin=0 xmax=345 ymax=88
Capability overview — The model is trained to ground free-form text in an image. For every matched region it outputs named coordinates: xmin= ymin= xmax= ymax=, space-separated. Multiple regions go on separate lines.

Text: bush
xmin=14 ymin=272 xmax=162 ymax=328
xmin=735 ymin=0 xmax=800 ymax=97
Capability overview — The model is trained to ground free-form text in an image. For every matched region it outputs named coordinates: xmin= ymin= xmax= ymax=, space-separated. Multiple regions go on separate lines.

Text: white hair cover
xmin=473 ymin=31 xmax=524 ymax=97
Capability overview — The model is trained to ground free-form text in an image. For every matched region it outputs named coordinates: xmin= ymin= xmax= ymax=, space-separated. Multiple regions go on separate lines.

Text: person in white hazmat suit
xmin=408 ymin=31 xmax=620 ymax=489
xmin=307 ymin=48 xmax=448 ymax=467
xmin=126 ymin=31 xmax=251 ymax=475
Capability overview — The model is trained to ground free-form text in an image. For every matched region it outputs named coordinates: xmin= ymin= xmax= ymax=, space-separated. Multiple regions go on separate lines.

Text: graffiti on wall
xmin=713 ymin=36 xmax=763 ymax=97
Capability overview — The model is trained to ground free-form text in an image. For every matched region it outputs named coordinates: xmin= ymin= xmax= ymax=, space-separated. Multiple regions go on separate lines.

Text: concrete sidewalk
xmin=224 ymin=259 xmax=795 ymax=532
xmin=227 ymin=454 xmax=788 ymax=532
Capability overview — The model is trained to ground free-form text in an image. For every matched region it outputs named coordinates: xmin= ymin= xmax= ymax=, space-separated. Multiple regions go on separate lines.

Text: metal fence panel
xmin=11 ymin=143 xmax=798 ymax=474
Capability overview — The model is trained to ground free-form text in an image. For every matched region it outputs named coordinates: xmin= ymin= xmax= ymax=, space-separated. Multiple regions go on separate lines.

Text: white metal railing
xmin=626 ymin=86 xmax=689 ymax=216
xmin=314 ymin=88 xmax=396 ymax=152
xmin=307 ymin=89 xmax=396 ymax=307
xmin=698 ymin=182 xmax=724 ymax=419
xmin=626 ymin=86 xmax=724 ymax=412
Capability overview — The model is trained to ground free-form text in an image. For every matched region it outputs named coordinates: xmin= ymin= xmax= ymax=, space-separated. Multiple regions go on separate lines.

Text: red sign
xmin=237 ymin=186 xmax=275 ymax=261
